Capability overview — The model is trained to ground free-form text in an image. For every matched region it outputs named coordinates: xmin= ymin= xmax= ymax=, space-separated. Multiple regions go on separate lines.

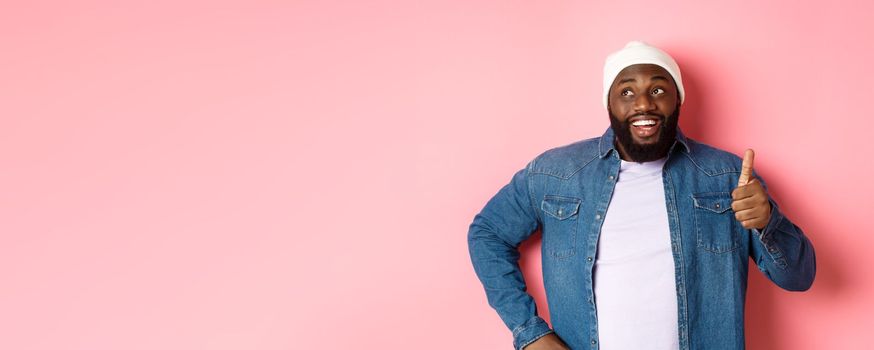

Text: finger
xmin=738 ymin=148 xmax=755 ymax=186
xmin=731 ymin=187 xmax=747 ymax=201
xmin=733 ymin=194 xmax=769 ymax=215
xmin=742 ymin=218 xmax=766 ymax=230
xmin=731 ymin=178 xmax=762 ymax=200
xmin=731 ymin=185 xmax=755 ymax=201
xmin=734 ymin=208 xmax=761 ymax=222
xmin=731 ymin=197 xmax=756 ymax=212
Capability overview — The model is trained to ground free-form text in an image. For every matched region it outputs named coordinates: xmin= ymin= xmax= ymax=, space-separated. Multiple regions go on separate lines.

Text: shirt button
xmin=715 ymin=203 xmax=721 ymax=209
xmin=608 ymin=175 xmax=614 ymax=180
xmin=557 ymin=209 xmax=563 ymax=216
xmin=595 ymin=214 xmax=601 ymax=220
xmin=592 ymin=340 xmax=597 ymax=345
xmin=587 ymin=257 xmax=593 ymax=262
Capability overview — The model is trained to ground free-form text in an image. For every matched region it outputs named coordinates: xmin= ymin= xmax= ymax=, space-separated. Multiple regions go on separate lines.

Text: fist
xmin=731 ymin=149 xmax=772 ymax=230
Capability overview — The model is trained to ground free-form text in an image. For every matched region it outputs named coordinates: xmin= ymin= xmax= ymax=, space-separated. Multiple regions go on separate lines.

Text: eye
xmin=652 ymin=87 xmax=665 ymax=95
xmin=620 ymin=89 xmax=634 ymax=97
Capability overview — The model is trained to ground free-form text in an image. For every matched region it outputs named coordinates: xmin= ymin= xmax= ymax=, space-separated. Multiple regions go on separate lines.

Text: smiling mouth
xmin=629 ymin=116 xmax=661 ymax=138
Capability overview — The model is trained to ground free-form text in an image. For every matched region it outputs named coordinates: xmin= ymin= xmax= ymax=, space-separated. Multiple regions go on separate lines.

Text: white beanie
xmin=602 ymin=41 xmax=684 ymax=109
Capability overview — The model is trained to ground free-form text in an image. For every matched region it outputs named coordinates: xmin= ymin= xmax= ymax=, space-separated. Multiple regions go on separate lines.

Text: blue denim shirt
xmin=467 ymin=127 xmax=816 ymax=350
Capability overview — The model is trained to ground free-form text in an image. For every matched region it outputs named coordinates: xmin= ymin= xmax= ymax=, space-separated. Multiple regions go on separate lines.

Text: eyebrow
xmin=616 ymin=75 xmax=670 ymax=85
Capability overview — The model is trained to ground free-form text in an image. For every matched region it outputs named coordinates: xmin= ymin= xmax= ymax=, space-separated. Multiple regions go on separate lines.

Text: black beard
xmin=608 ymin=107 xmax=680 ymax=162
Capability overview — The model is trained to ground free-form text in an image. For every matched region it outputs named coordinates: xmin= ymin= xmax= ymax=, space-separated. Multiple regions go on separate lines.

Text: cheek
xmin=609 ymin=97 xmax=629 ymax=115
xmin=657 ymin=99 xmax=677 ymax=115
xmin=663 ymin=92 xmax=680 ymax=111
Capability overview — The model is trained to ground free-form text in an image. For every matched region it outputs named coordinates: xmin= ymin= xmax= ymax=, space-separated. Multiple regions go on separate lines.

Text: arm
xmin=749 ymin=174 xmax=816 ymax=291
xmin=467 ymin=161 xmax=554 ymax=350
xmin=732 ymin=149 xmax=816 ymax=291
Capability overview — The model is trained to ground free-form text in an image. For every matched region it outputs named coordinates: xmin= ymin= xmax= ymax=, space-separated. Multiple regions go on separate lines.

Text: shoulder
xmin=527 ymin=136 xmax=601 ymax=179
xmin=683 ymin=138 xmax=743 ymax=176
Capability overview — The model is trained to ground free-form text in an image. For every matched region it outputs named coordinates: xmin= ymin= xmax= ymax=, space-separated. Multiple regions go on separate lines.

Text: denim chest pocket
xmin=692 ymin=192 xmax=741 ymax=253
xmin=541 ymin=195 xmax=582 ymax=259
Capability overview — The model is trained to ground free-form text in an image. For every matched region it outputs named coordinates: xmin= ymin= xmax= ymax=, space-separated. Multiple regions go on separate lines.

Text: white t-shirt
xmin=593 ymin=157 xmax=679 ymax=350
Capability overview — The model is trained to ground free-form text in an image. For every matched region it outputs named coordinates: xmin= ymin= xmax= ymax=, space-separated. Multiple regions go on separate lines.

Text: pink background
xmin=1 ymin=1 xmax=871 ymax=349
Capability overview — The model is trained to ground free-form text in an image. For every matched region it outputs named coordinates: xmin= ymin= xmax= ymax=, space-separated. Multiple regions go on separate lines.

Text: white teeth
xmin=632 ymin=119 xmax=657 ymax=126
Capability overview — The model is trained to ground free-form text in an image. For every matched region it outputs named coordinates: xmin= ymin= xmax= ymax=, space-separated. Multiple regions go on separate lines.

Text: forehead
xmin=612 ymin=64 xmax=674 ymax=87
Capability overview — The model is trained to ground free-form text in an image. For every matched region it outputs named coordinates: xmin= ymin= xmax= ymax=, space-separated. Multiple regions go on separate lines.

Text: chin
xmin=632 ymin=137 xmax=660 ymax=146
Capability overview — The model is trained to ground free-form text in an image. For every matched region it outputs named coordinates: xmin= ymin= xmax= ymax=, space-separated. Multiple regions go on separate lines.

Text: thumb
xmin=738 ymin=149 xmax=755 ymax=186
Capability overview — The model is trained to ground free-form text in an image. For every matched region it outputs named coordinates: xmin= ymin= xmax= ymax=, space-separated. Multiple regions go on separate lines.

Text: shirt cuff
xmin=752 ymin=199 xmax=788 ymax=268
xmin=512 ymin=316 xmax=554 ymax=350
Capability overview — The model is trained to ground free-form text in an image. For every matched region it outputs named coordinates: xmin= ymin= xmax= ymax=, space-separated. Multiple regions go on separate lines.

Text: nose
xmin=633 ymin=93 xmax=656 ymax=113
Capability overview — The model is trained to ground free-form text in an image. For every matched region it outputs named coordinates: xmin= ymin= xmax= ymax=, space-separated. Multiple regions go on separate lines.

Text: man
xmin=467 ymin=41 xmax=816 ymax=350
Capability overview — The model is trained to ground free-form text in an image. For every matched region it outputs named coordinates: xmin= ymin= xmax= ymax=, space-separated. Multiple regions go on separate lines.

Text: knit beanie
xmin=603 ymin=41 xmax=684 ymax=109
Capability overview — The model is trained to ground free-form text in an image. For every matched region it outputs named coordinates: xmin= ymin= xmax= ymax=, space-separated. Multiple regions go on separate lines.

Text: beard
xmin=608 ymin=106 xmax=680 ymax=162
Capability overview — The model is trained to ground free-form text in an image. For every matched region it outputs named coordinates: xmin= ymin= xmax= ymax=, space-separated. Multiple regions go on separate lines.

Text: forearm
xmin=750 ymin=199 xmax=816 ymax=291
xmin=468 ymin=215 xmax=552 ymax=349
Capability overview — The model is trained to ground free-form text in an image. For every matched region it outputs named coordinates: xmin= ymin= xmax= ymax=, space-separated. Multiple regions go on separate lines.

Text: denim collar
xmin=598 ymin=126 xmax=691 ymax=159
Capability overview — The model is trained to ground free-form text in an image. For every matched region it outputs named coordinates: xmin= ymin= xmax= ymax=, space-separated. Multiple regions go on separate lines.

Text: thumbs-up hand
xmin=731 ymin=149 xmax=772 ymax=230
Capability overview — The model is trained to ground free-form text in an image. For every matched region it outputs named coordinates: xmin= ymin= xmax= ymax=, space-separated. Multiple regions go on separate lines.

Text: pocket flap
xmin=692 ymin=192 xmax=732 ymax=214
xmin=541 ymin=195 xmax=581 ymax=220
